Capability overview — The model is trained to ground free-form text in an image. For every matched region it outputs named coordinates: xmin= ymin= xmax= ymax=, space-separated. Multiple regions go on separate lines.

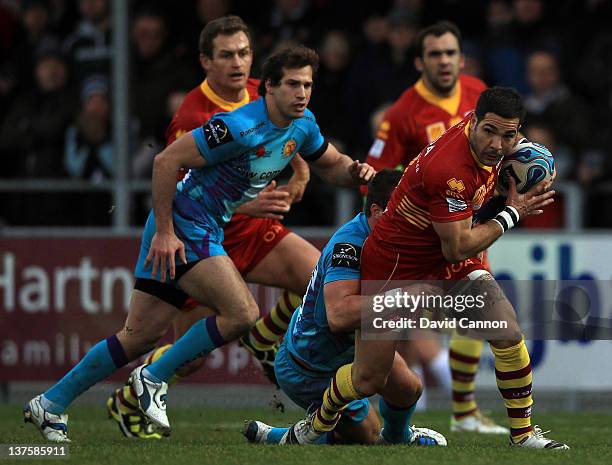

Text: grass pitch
xmin=3 ymin=405 xmax=611 ymax=465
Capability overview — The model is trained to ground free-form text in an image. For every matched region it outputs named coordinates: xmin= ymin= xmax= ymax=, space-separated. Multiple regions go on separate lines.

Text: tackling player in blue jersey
xmin=243 ymin=170 xmax=446 ymax=446
xmin=24 ymin=45 xmax=375 ymax=442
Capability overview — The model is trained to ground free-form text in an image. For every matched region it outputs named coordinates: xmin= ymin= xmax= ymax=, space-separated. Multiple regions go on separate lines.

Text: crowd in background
xmin=1 ymin=0 xmax=611 ymax=227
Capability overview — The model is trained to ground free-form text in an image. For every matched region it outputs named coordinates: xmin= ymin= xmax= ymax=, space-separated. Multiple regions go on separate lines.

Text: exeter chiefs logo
xmin=331 ymin=243 xmax=361 ymax=270
xmin=282 ymin=139 xmax=297 ymax=158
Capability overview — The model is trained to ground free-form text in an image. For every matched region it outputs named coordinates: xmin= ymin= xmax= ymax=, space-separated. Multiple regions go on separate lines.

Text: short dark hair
xmin=475 ymin=86 xmax=526 ymax=125
xmin=258 ymin=45 xmax=319 ymax=96
xmin=199 ymin=15 xmax=251 ymax=57
xmin=365 ymin=169 xmax=402 ymax=217
xmin=415 ymin=20 xmax=461 ymax=58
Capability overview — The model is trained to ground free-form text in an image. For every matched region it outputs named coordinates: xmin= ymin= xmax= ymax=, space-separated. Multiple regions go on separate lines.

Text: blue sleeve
xmin=191 ymin=115 xmax=245 ymax=165
xmin=323 ymin=238 xmax=362 ymax=285
xmin=299 ymin=109 xmax=327 ymax=162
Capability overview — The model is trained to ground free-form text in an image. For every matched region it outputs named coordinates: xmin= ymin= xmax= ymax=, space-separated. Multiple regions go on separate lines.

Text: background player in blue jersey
xmin=243 ymin=170 xmax=446 ymax=446
xmin=23 ymin=45 xmax=375 ymax=442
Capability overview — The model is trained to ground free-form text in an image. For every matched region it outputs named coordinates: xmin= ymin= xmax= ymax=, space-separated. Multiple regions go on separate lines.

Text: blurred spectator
xmin=131 ymin=8 xmax=197 ymax=143
xmin=0 ymin=43 xmax=75 ymax=178
xmin=64 ymin=75 xmax=113 ymax=183
xmin=308 ymin=30 xmax=352 ymax=150
xmin=132 ymin=89 xmax=188 ymax=179
xmin=62 ymin=0 xmax=112 ymax=86
xmin=254 ymin=0 xmax=323 ymax=71
xmin=484 ymin=0 xmax=559 ymax=92
xmin=524 ymin=49 xmax=591 ymax=158
xmin=345 ymin=10 xmax=420 ymax=155
xmin=8 ymin=1 xmax=61 ymax=93
xmin=63 ymin=75 xmax=116 ymax=225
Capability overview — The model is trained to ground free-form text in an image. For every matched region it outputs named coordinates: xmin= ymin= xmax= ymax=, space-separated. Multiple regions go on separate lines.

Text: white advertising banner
xmin=481 ymin=233 xmax=612 ymax=390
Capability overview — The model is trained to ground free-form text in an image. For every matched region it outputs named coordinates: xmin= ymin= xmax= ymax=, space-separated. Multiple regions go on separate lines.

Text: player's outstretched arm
xmin=433 ymin=177 xmax=555 ymax=263
xmin=311 ymin=142 xmax=376 ymax=188
xmin=147 ymin=133 xmax=206 ymax=281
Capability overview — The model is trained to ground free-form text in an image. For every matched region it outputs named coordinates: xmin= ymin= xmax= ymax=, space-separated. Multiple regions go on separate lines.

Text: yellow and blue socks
xmin=492 ymin=339 xmax=533 ymax=442
xmin=144 ymin=316 xmax=225 ymax=383
xmin=249 ymin=291 xmax=301 ymax=350
xmin=42 ymin=335 xmax=128 ymax=414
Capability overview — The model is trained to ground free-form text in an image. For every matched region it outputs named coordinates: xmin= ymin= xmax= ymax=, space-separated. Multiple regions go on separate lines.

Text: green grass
xmin=3 ymin=405 xmax=612 ymax=465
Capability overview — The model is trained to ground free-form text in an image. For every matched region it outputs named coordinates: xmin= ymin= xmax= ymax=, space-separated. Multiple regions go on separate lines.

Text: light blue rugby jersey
xmin=176 ymin=97 xmax=327 ymax=225
xmin=285 ymin=213 xmax=370 ymax=373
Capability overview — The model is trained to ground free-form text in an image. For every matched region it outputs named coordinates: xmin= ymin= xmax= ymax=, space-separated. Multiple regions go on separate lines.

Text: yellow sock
xmin=491 ymin=339 xmax=533 ymax=442
xmin=249 ymin=290 xmax=301 ymax=350
xmin=449 ymin=336 xmax=483 ymax=418
xmin=313 ymin=363 xmax=361 ymax=433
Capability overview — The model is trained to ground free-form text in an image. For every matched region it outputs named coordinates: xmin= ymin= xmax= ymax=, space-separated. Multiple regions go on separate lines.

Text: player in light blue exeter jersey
xmin=243 ymin=170 xmax=446 ymax=446
xmin=24 ymin=46 xmax=375 ymax=442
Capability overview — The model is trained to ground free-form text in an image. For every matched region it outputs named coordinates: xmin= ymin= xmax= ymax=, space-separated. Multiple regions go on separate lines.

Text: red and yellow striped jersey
xmin=369 ymin=113 xmax=499 ymax=269
xmin=366 ymin=74 xmax=486 ymax=172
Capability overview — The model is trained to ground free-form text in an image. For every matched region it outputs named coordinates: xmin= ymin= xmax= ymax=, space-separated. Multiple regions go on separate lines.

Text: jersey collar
xmin=200 ymin=79 xmax=250 ymax=112
xmin=414 ymin=78 xmax=461 ymax=116
xmin=463 ymin=119 xmax=492 ymax=172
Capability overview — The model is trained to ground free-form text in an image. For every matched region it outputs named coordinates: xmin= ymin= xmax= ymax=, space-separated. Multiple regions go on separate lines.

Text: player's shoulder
xmin=293 ymin=107 xmax=319 ymax=134
xmin=328 ymin=213 xmax=369 ymax=249
xmin=208 ymin=98 xmax=266 ymax=138
xmin=421 ymin=120 xmax=472 ymax=177
xmin=324 ymin=214 xmax=368 ymax=271
xmin=459 ymin=74 xmax=487 ymax=93
xmin=246 ymin=78 xmax=260 ymax=100
xmin=388 ymin=85 xmax=421 ymax=115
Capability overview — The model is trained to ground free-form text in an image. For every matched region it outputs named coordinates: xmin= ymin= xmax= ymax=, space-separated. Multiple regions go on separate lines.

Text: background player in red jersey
xmin=365 ymin=21 xmax=486 ymax=173
xmin=106 ymin=16 xmax=321 ymax=438
xmin=289 ymin=87 xmax=568 ymax=450
xmin=365 ymin=21 xmax=500 ymax=432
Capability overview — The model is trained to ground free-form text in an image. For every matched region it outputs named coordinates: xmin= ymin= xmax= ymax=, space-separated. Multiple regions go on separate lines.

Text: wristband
xmin=491 ymin=206 xmax=519 ymax=234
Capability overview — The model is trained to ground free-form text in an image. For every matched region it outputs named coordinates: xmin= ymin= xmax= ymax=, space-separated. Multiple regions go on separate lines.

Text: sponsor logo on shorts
xmin=204 ymin=119 xmax=233 ymax=148
xmin=282 ymin=139 xmax=297 ymax=158
xmin=331 ymin=243 xmax=361 ymax=269
xmin=446 ymin=197 xmax=468 ymax=213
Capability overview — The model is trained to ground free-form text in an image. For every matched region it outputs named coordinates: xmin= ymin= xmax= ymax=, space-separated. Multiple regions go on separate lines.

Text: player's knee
xmin=353 ymin=369 xmax=389 ymax=397
xmin=232 ymin=302 xmax=259 ymax=334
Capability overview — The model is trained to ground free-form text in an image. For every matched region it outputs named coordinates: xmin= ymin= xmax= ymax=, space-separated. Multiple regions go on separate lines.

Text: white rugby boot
xmin=451 ymin=410 xmax=510 ymax=434
xmin=23 ymin=395 xmax=70 ymax=443
xmin=129 ymin=365 xmax=170 ymax=432
xmin=510 ymin=425 xmax=569 ymax=449
xmin=280 ymin=413 xmax=324 ymax=445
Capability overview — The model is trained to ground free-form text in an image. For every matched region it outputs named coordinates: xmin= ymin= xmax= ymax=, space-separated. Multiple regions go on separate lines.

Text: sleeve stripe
xmin=301 ymin=139 xmax=329 ymax=162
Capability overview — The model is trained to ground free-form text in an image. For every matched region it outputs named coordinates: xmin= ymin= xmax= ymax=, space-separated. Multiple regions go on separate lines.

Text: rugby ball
xmin=497 ymin=138 xmax=555 ymax=195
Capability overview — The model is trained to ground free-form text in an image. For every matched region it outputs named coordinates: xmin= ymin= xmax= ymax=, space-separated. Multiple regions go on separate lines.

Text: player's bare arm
xmin=235 ymin=153 xmax=310 ymax=219
xmin=234 ymin=180 xmax=291 ymax=220
xmin=324 ymin=279 xmax=363 ymax=332
xmin=433 ymin=177 xmax=555 ymax=263
xmin=147 ymin=133 xmax=206 ymax=281
xmin=284 ymin=154 xmax=310 ymax=202
xmin=311 ymin=142 xmax=376 ymax=187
